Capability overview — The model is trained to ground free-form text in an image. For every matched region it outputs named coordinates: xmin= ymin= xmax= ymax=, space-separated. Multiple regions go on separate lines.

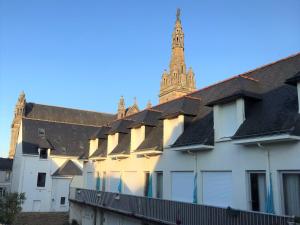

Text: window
xmin=249 ymin=172 xmax=266 ymax=212
xmin=282 ymin=173 xmax=300 ymax=216
xmin=38 ymin=128 xmax=45 ymax=137
xmin=37 ymin=173 xmax=46 ymax=187
xmin=5 ymin=171 xmax=10 ymax=182
xmin=156 ymin=172 xmax=163 ymax=199
xmin=144 ymin=172 xmax=150 ymax=196
xmin=39 ymin=148 xmax=48 ymax=159
xmin=60 ymin=197 xmax=66 ymax=205
xmin=0 ymin=187 xmax=6 ymax=197
xmin=102 ymin=172 xmax=106 ymax=191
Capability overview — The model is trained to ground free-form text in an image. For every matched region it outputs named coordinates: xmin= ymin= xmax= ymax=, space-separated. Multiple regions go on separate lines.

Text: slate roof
xmin=128 ymin=110 xmax=162 ymax=128
xmin=92 ymin=53 xmax=300 ymax=151
xmin=135 ymin=121 xmax=164 ymax=151
xmin=22 ymin=118 xmax=100 ymax=156
xmin=90 ymin=139 xmax=108 ymax=158
xmin=90 ymin=126 xmax=111 ymax=140
xmin=52 ymin=160 xmax=82 ymax=176
xmin=109 ymin=133 xmax=131 ymax=155
xmin=0 ymin=158 xmax=13 ymax=171
xmin=25 ymin=103 xmax=116 ymax=126
xmin=21 ymin=103 xmax=115 ymax=157
xmin=107 ymin=119 xmax=134 ymax=135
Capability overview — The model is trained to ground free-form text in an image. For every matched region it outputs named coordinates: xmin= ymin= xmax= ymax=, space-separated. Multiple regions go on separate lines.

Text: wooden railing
xmin=69 ymin=188 xmax=298 ymax=225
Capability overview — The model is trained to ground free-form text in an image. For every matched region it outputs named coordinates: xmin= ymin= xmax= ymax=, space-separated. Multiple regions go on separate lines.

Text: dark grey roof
xmin=128 ymin=110 xmax=162 ymax=128
xmin=233 ymin=85 xmax=299 ymax=139
xmin=90 ymin=139 xmax=108 ymax=158
xmin=52 ymin=160 xmax=82 ymax=176
xmin=25 ymin=103 xmax=116 ymax=126
xmin=22 ymin=118 xmax=99 ymax=156
xmin=0 ymin=158 xmax=13 ymax=171
xmin=135 ymin=121 xmax=163 ymax=151
xmin=173 ymin=53 xmax=300 ymax=146
xmin=109 ymin=133 xmax=130 ymax=155
xmin=285 ymin=71 xmax=300 ymax=86
xmin=90 ymin=126 xmax=111 ymax=140
xmin=107 ymin=119 xmax=134 ymax=135
xmin=159 ymin=96 xmax=202 ymax=119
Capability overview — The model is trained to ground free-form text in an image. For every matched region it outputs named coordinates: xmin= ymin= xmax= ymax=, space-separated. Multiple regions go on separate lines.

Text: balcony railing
xmin=69 ymin=188 xmax=297 ymax=225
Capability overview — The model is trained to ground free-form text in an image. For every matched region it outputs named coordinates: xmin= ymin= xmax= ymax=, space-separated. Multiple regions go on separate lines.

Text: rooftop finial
xmin=176 ymin=8 xmax=181 ymax=21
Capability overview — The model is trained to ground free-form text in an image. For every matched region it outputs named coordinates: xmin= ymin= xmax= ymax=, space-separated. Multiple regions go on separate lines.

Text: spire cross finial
xmin=176 ymin=8 xmax=181 ymax=21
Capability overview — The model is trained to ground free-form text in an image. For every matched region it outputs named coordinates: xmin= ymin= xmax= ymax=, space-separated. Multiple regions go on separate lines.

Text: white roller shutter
xmin=109 ymin=171 xmax=120 ymax=193
xmin=202 ymin=171 xmax=233 ymax=207
xmin=171 ymin=171 xmax=194 ymax=203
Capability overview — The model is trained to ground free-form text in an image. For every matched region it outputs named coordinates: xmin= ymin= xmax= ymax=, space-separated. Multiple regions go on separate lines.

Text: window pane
xmin=283 ymin=174 xmax=300 ymax=216
xmin=37 ymin=173 xmax=46 ymax=187
xmin=144 ymin=172 xmax=150 ymax=196
xmin=249 ymin=173 xmax=266 ymax=212
xmin=156 ymin=172 xmax=163 ymax=199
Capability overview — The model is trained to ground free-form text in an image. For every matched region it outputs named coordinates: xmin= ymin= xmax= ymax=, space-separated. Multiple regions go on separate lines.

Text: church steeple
xmin=159 ymin=9 xmax=196 ymax=104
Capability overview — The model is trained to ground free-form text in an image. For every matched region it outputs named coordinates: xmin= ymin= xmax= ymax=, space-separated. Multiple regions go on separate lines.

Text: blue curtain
xmin=147 ymin=173 xmax=153 ymax=198
xmin=265 ymin=173 xmax=274 ymax=213
xmin=193 ymin=172 xmax=198 ymax=204
xmin=118 ymin=175 xmax=122 ymax=193
xmin=96 ymin=176 xmax=101 ymax=191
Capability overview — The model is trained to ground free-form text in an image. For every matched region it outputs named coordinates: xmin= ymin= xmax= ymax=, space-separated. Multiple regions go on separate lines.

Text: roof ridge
xmin=27 ymin=102 xmax=115 ymax=117
xmin=23 ymin=117 xmax=104 ymax=128
xmin=187 ymin=51 xmax=300 ymax=96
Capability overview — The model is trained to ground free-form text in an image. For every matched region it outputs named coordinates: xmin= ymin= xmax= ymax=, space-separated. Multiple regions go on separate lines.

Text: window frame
xmin=60 ymin=197 xmax=66 ymax=205
xmin=39 ymin=148 xmax=48 ymax=159
xmin=37 ymin=172 xmax=46 ymax=188
xmin=246 ymin=170 xmax=266 ymax=212
xmin=279 ymin=170 xmax=300 ymax=215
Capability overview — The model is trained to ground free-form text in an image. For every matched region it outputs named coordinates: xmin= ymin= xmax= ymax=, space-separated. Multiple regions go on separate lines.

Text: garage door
xmin=171 ymin=171 xmax=194 ymax=203
xmin=202 ymin=171 xmax=233 ymax=207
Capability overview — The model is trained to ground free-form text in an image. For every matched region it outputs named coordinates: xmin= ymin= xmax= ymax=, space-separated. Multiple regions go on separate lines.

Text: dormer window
xmin=163 ymin=115 xmax=185 ymax=147
xmin=39 ymin=148 xmax=48 ymax=159
xmin=89 ymin=139 xmax=99 ymax=157
xmin=107 ymin=133 xmax=119 ymax=154
xmin=213 ymin=99 xmax=245 ymax=141
xmin=38 ymin=128 xmax=45 ymax=137
xmin=130 ymin=126 xmax=145 ymax=151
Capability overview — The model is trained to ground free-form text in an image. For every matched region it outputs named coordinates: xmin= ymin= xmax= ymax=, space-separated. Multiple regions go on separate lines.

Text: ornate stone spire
xmin=117 ymin=96 xmax=126 ymax=119
xmin=9 ymin=91 xmax=26 ymax=158
xmin=146 ymin=100 xmax=152 ymax=109
xmin=159 ymin=9 xmax=196 ymax=104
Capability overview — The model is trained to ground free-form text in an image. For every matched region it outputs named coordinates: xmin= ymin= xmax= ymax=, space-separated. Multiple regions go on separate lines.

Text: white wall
xmin=107 ymin=133 xmax=119 ymax=154
xmin=213 ymin=99 xmax=245 ymax=140
xmin=82 ymin=137 xmax=300 ymax=216
xmin=130 ymin=126 xmax=145 ymax=151
xmin=163 ymin=115 xmax=184 ymax=147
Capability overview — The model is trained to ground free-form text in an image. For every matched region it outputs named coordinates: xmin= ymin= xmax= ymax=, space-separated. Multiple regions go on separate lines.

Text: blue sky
xmin=0 ymin=0 xmax=299 ymax=157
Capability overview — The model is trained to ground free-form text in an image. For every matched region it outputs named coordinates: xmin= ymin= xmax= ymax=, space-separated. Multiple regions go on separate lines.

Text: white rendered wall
xmin=82 ymin=137 xmax=300 ymax=216
xmin=89 ymin=139 xmax=99 ymax=157
xmin=107 ymin=133 xmax=119 ymax=154
xmin=51 ymin=177 xmax=71 ymax=212
xmin=163 ymin=115 xmax=184 ymax=147
xmin=130 ymin=126 xmax=145 ymax=151
xmin=213 ymin=99 xmax=245 ymax=140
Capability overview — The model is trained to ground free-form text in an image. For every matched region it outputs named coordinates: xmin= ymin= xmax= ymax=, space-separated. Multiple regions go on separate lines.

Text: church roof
xmin=22 ymin=118 xmax=100 ymax=156
xmin=52 ymin=160 xmax=82 ymax=176
xmin=20 ymin=103 xmax=115 ymax=157
xmin=25 ymin=103 xmax=116 ymax=126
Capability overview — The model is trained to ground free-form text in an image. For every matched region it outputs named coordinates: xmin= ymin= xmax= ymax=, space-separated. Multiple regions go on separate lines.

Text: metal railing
xmin=69 ymin=188 xmax=297 ymax=225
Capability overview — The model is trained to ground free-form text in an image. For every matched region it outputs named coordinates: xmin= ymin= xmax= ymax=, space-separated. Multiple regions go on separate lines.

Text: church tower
xmin=9 ymin=91 xmax=26 ymax=158
xmin=159 ymin=9 xmax=196 ymax=103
